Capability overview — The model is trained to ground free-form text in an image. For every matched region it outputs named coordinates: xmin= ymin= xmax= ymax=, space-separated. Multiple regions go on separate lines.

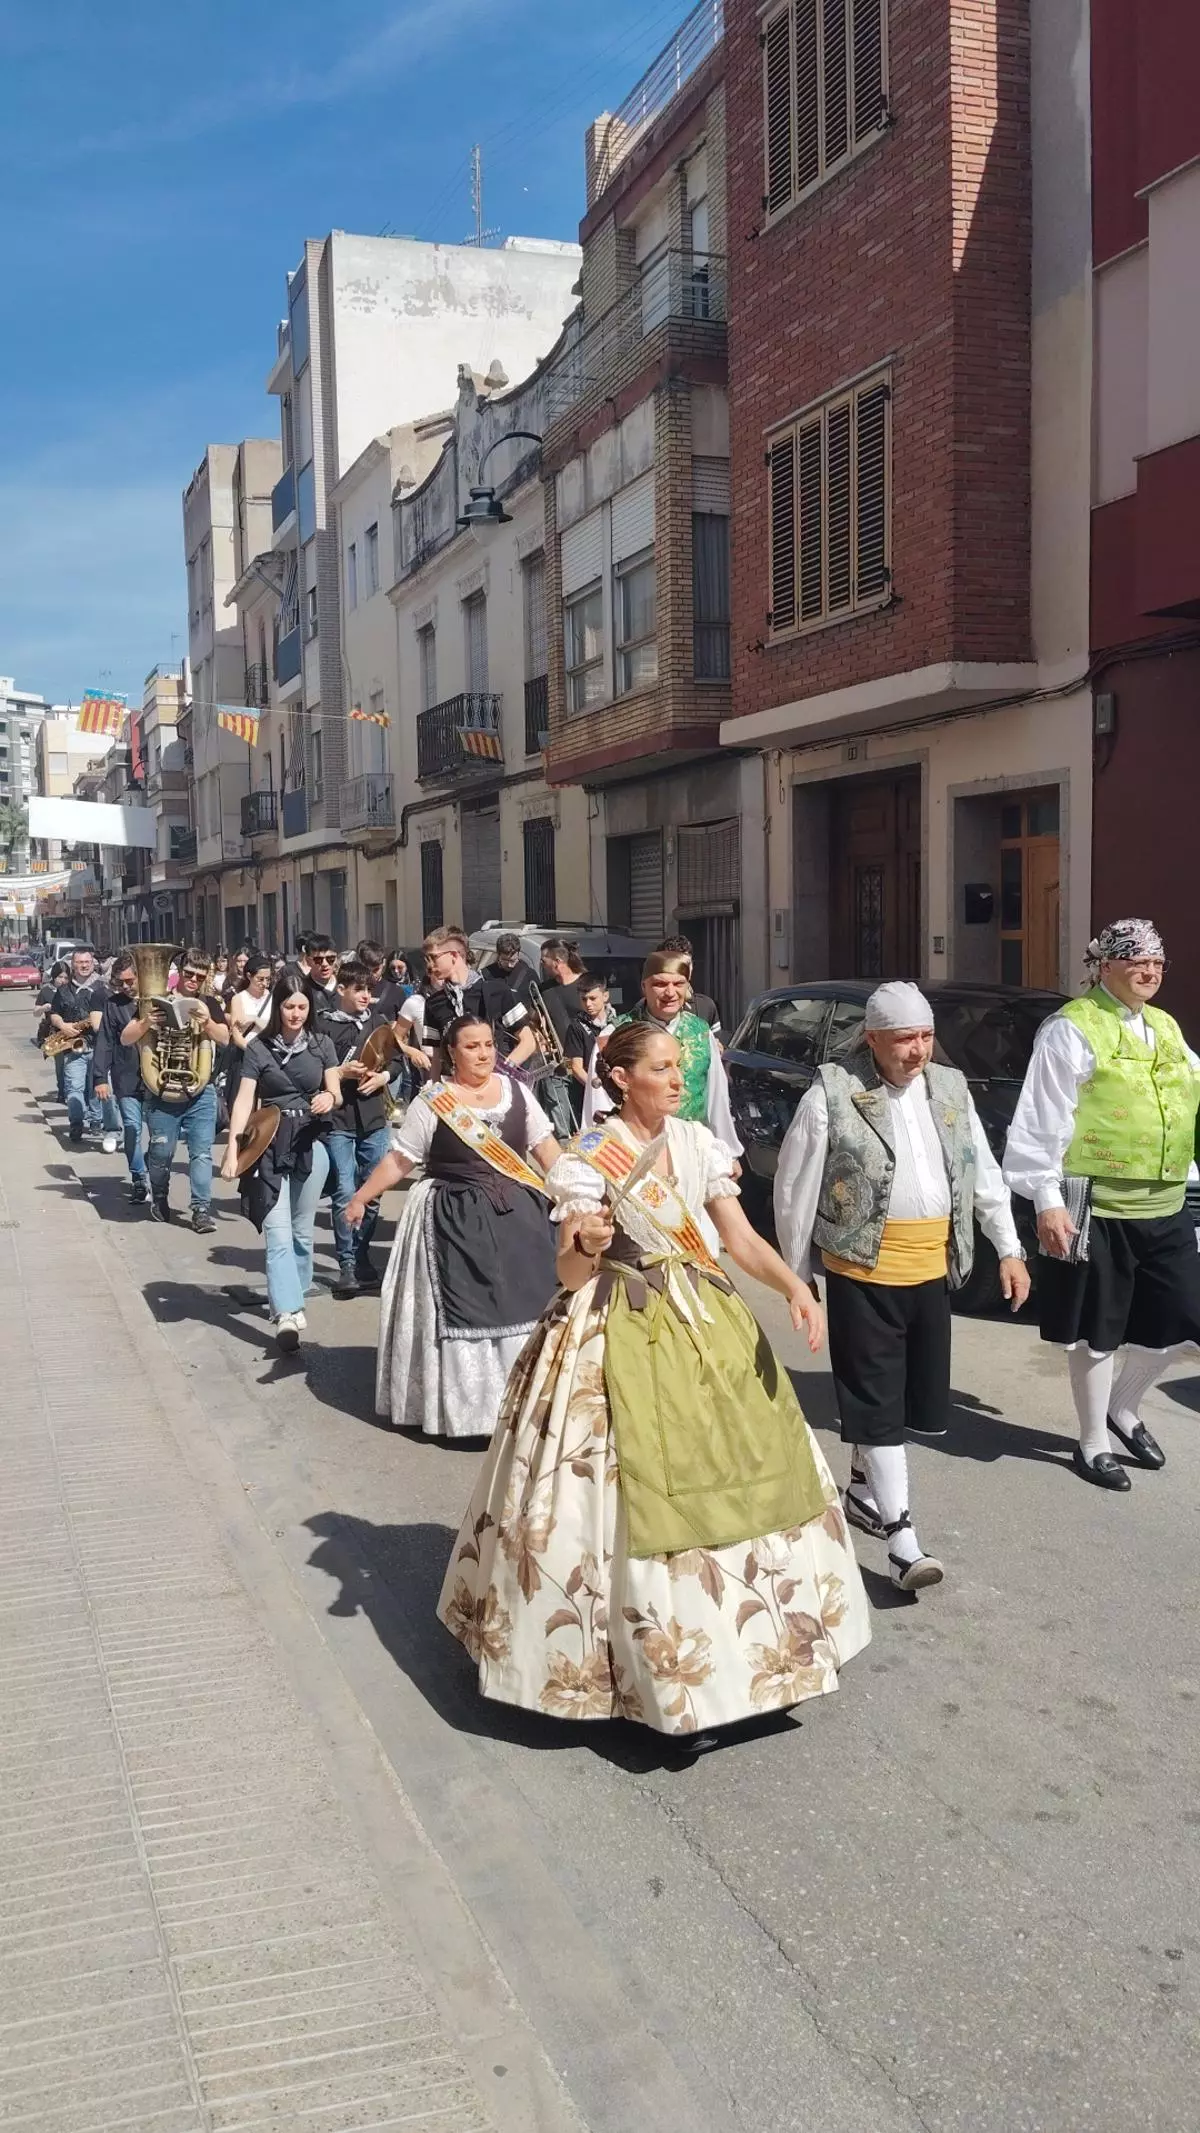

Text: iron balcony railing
xmin=271 ymin=464 xmax=296 ymax=531
xmin=549 ymin=250 xmax=726 ymax=417
xmin=591 ymin=0 xmax=724 ymax=199
xmin=524 ymin=675 xmax=549 ymax=755
xmin=340 ymin=772 xmax=395 ymax=832
xmin=244 ymin=663 xmax=269 ymax=708
xmin=241 ymin=790 xmax=278 ymax=838
xmin=417 ymin=693 xmax=504 ymax=783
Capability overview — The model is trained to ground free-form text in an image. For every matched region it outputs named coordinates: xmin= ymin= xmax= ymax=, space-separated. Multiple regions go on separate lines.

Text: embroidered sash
xmin=572 ymin=1124 xmax=721 ymax=1274
xmin=424 ymin=1086 xmax=550 ymax=1196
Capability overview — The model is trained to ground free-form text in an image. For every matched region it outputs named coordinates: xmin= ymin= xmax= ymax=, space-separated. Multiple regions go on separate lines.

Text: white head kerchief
xmin=864 ymin=981 xmax=934 ymax=1032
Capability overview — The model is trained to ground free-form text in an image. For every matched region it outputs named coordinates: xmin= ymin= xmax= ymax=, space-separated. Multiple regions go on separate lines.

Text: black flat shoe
xmin=1107 ymin=1416 xmax=1165 ymax=1470
xmin=1073 ymin=1445 xmax=1132 ymax=1491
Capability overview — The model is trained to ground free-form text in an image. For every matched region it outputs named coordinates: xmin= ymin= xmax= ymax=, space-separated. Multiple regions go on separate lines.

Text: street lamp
xmin=456 ymin=430 xmax=544 ymax=534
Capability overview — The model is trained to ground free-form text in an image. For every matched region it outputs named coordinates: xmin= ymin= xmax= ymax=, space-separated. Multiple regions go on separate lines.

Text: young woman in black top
xmin=220 ymin=975 xmax=341 ymax=1352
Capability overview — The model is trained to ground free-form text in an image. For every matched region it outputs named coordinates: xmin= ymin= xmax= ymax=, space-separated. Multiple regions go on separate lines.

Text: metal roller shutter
xmin=692 ymin=456 xmax=731 ymax=514
xmin=676 ymin=819 xmax=740 ymax=915
xmin=561 ymin=509 xmax=604 ymax=596
xmin=611 ymin=473 xmax=655 ymax=563
xmin=629 ymin=831 xmax=664 ymax=937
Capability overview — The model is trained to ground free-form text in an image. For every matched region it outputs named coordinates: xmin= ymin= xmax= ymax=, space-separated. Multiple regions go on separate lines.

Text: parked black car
xmin=725 ymin=980 xmax=1071 ymax=1313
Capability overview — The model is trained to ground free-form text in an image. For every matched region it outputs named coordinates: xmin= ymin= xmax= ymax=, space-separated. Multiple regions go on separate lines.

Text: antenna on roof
xmin=464 ymin=145 xmax=500 ymax=247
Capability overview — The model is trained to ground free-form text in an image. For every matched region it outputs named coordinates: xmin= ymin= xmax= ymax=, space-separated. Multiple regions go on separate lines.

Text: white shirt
xmin=1002 ymin=987 xmax=1200 ymax=1213
xmin=230 ymin=987 xmax=272 ymax=1037
xmin=775 ymin=1071 xmax=1021 ymax=1284
xmin=391 ymin=1076 xmax=553 ymax=1164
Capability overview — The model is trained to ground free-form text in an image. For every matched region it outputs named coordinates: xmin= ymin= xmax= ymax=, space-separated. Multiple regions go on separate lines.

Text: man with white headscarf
xmin=775 ymin=981 xmax=1029 ymax=1590
xmin=1004 ymin=919 xmax=1200 ymax=1489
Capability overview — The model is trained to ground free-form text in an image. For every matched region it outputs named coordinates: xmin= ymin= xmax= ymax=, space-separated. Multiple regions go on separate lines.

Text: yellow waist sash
xmin=822 ymin=1216 xmax=950 ymax=1287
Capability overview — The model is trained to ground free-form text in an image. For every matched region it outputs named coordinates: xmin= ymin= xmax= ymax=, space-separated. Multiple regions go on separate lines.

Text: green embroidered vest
xmin=618 ymin=1005 xmax=711 ymax=1122
xmin=811 ymin=1056 xmax=978 ymax=1288
xmin=1062 ymin=990 xmax=1199 ymax=1200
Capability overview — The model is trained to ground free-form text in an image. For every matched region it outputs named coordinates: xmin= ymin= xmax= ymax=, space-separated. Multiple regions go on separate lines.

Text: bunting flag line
xmin=349 ymin=705 xmax=391 ymax=728
xmin=77 ymin=690 xmax=127 ymax=737
xmin=217 ymin=707 xmax=260 ymax=746
xmin=458 ymin=725 xmax=503 ymax=762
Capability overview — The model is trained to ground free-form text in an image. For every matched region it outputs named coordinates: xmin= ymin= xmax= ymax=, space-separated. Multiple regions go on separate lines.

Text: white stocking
xmin=1109 ymin=1347 xmax=1168 ymax=1439
xmin=1066 ymin=1347 xmax=1116 ymax=1464
xmin=861 ymin=1443 xmax=921 ymax=1565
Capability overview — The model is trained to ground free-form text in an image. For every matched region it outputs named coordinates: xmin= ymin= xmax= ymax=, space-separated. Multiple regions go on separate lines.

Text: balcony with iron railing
xmin=340 ymin=772 xmax=396 ymax=833
xmin=589 ymin=0 xmax=723 ymax=201
xmin=244 ymin=663 xmax=269 ymax=708
xmin=241 ymin=790 xmax=278 ymax=839
xmin=524 ymin=675 xmax=549 ymax=755
xmin=547 ymin=250 xmax=726 ymax=434
xmin=417 ymin=694 xmax=504 ymax=783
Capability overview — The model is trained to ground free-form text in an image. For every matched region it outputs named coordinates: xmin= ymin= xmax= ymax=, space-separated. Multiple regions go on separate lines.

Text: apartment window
xmin=463 ymin=592 xmax=488 ymax=694
xmin=522 ymin=551 xmax=547 ymax=678
xmin=418 ymin=624 xmax=437 ymax=711
xmin=565 ymin=584 xmax=605 ymax=710
xmin=311 ymin=727 xmax=324 ymax=801
xmin=347 ymin=541 xmax=358 ymax=610
xmin=762 ymin=0 xmax=889 ymax=220
xmin=364 ymin=902 xmax=384 ymax=942
xmin=693 ymin=514 xmax=731 ymax=679
xmin=420 ymin=840 xmax=444 ymax=933
xmin=615 ymin=548 xmax=657 ymax=695
xmin=364 ymin=522 xmax=379 ymax=596
xmin=305 ymin=585 xmax=318 ymax=639
xmin=767 ymin=372 xmax=890 ymax=637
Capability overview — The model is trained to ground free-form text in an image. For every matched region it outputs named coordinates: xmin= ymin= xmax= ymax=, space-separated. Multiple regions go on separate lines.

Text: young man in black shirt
xmin=50 ymin=947 xmax=120 ymax=1147
xmin=317 ymin=959 xmax=395 ymax=1296
xmin=301 ymin=935 xmax=340 ymax=1017
xmin=563 ymin=972 xmax=617 ymax=1124
xmin=92 ymin=952 xmax=150 ymax=1201
xmin=398 ymin=927 xmax=536 ymax=1077
xmin=121 ymin=949 xmax=228 ymax=1229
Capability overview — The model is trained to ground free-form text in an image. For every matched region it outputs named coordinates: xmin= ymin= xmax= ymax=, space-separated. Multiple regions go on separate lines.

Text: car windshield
xmin=931 ymin=996 xmax=1062 ymax=1080
xmin=0 ymin=954 xmax=33 ymax=967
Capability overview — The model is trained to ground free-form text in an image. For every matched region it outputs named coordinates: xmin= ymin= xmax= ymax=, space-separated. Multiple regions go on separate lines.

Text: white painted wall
xmin=1146 ymin=160 xmax=1200 ymax=457
xmin=1093 ymin=248 xmax=1148 ymax=504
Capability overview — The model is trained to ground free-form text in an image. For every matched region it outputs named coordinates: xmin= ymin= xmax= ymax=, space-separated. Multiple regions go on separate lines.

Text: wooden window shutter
xmin=796 ymin=418 xmax=824 ymax=622
xmin=822 ymin=0 xmax=850 ymax=169
xmin=794 ymin=0 xmax=821 ymax=192
xmin=826 ymin=399 xmax=853 ymax=612
xmin=855 ymin=380 xmax=889 ymax=602
xmin=768 ymin=434 xmax=797 ymax=633
xmin=852 ymin=0 xmax=887 ymax=141
xmin=763 ymin=8 xmax=795 ymax=215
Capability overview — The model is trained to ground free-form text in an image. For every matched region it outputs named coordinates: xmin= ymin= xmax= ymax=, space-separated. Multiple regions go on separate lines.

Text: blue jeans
xmin=263 ymin=1137 xmax=330 ymax=1318
xmin=117 ymin=1094 xmax=147 ymax=1182
xmin=326 ymin=1125 xmax=391 ymax=1267
xmin=145 ymin=1084 xmax=219 ymax=1211
xmin=63 ymin=1050 xmax=120 ymax=1137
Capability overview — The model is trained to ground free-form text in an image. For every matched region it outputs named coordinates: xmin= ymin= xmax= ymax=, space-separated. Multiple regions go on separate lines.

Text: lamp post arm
xmin=476 ymin=431 xmax=543 ymax=481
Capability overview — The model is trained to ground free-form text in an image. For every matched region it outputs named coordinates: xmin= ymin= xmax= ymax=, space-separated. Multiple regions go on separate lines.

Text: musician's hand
xmin=191 ymin=1004 xmax=212 ymax=1036
xmin=310 ymin=1091 xmax=335 ymax=1116
xmin=573 ymin=1211 xmax=614 ymax=1259
xmin=789 ymin=1280 xmax=826 ymax=1353
xmin=220 ymin=1151 xmax=239 ymax=1181
xmin=358 ymin=1070 xmax=389 ymax=1096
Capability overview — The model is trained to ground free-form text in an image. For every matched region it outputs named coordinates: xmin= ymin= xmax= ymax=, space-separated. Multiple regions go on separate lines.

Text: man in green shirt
xmin=1004 ymin=919 xmax=1200 ymax=1488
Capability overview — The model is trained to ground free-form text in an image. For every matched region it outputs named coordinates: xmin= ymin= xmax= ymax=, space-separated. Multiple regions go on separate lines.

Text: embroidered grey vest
xmin=811 ymin=1056 xmax=977 ymax=1288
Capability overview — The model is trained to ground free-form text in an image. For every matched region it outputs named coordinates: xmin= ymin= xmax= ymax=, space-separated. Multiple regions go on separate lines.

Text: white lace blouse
xmin=391 ymin=1076 xmax=554 ymax=1164
xmin=547 ymin=1115 xmax=740 ymax=1225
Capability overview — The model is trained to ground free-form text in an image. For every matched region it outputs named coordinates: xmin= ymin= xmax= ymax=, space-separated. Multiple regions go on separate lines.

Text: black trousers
xmin=1038 ymin=1208 xmax=1200 ymax=1352
xmin=825 ymin=1270 xmax=952 ymax=1447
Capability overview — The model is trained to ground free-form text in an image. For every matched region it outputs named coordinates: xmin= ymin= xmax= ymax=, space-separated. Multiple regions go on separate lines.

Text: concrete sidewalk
xmin=0 ymin=1048 xmax=579 ymax=2131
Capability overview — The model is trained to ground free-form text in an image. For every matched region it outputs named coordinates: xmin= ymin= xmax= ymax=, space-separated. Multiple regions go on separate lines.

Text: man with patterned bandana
xmin=775 ymin=981 xmax=1029 ymax=1592
xmin=1004 ymin=919 xmax=1200 ymax=1490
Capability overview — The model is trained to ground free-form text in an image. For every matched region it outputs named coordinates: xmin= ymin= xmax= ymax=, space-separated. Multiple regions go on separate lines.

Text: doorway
xmin=1000 ymin=789 xmax=1060 ymax=987
xmin=830 ymin=772 xmax=922 ymax=980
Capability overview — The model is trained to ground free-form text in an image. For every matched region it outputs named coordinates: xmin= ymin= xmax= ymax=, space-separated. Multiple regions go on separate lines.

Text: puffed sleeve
xmin=701 ymin=1128 xmax=741 ymax=1202
xmin=517 ymin=1084 xmax=556 ymax=1148
xmin=391 ymin=1092 xmax=437 ymax=1162
xmin=545 ymin=1150 xmax=606 ymax=1224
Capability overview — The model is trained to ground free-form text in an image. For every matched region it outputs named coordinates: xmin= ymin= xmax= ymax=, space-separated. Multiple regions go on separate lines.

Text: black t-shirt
xmin=242 ymin=1032 xmax=337 ymax=1106
xmin=421 ymin=975 xmax=528 ymax=1048
xmin=564 ymin=1011 xmax=614 ymax=1065
xmin=690 ymin=989 xmax=721 ymax=1031
xmin=372 ymin=979 xmax=412 ymax=1022
xmin=317 ymin=1006 xmax=390 ymax=1136
xmin=50 ymin=977 xmax=109 ymax=1044
xmin=540 ymin=976 xmax=582 ymax=1045
xmin=92 ymin=996 xmax=143 ymax=1098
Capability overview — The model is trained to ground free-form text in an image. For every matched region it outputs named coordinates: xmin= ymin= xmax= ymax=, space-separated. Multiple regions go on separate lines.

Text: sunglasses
xmin=309 ymin=952 xmax=337 ymax=965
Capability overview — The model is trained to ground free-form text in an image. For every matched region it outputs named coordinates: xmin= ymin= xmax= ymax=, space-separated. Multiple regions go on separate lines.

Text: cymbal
xmin=234 ymin=1103 xmax=280 ymax=1176
xmin=357 ymin=1023 xmax=398 ymax=1076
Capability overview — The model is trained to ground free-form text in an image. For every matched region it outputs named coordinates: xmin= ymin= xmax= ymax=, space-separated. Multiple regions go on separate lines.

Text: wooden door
xmin=1025 ymin=838 xmax=1060 ymax=989
xmin=831 ymin=773 xmax=922 ymax=979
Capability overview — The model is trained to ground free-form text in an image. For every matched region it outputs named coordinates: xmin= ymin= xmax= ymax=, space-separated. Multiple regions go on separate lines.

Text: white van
xmin=467 ymin=921 xmax=656 ymax=1013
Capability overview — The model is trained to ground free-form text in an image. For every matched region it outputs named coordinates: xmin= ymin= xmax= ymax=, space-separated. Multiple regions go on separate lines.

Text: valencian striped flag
xmin=349 ymin=705 xmax=390 ymax=727
xmin=217 ymin=707 xmax=260 ymax=746
xmin=458 ymin=724 xmax=503 ymax=762
xmin=77 ymin=690 xmax=127 ymax=737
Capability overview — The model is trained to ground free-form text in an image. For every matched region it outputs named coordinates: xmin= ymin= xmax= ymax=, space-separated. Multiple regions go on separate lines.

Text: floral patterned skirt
xmin=437 ymin=1278 xmax=872 ymax=1735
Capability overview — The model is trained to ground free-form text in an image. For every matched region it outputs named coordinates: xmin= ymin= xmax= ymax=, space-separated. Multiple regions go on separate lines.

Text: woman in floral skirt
xmin=438 ymin=1022 xmax=870 ymax=1742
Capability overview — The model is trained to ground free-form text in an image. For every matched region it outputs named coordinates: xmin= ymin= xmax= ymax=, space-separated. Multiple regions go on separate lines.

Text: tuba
xmin=134 ymin=943 xmax=216 ymax=1102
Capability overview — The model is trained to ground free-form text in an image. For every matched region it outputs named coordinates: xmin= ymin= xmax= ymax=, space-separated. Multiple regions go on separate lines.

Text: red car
xmin=0 ymin=951 xmax=41 ymax=990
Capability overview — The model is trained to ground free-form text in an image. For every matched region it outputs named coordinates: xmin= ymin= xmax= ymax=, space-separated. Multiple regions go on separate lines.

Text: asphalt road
xmin=9 ymin=993 xmax=1200 ymax=2133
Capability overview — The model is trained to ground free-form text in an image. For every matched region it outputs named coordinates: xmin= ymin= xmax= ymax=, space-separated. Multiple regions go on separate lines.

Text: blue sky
xmin=0 ymin=0 xmax=693 ymax=706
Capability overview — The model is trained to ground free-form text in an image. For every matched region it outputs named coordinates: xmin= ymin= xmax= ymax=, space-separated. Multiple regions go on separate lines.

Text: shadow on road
xmin=1160 ymin=1372 xmax=1200 ymax=1413
xmin=788 ymin=1367 xmax=1076 ymax=1474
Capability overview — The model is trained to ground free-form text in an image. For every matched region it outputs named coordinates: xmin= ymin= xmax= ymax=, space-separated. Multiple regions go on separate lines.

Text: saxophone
xmin=133 ymin=944 xmax=216 ymax=1102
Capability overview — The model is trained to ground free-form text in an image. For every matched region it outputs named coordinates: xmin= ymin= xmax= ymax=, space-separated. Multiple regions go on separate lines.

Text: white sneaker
xmin=101 ymin=1132 xmax=120 ymax=1154
xmin=275 ymin=1312 xmax=301 ymax=1353
xmin=294 ymin=1311 xmax=307 ymax=1330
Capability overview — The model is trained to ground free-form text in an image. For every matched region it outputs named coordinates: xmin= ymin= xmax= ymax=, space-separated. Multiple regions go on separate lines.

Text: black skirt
xmin=1037 ymin=1207 xmax=1200 ymax=1352
xmin=424 ymin=1179 xmax=556 ymax=1340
